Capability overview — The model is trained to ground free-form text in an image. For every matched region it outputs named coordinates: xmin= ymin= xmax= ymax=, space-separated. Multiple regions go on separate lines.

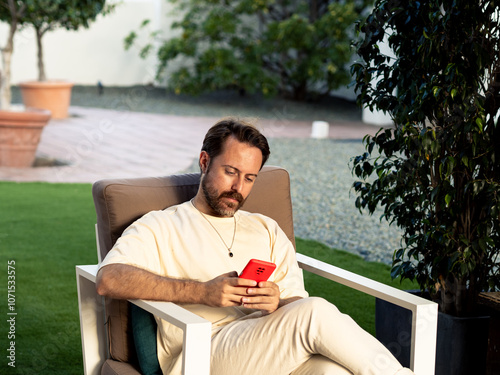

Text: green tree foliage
xmin=351 ymin=0 xmax=500 ymax=316
xmin=126 ymin=0 xmax=370 ymax=100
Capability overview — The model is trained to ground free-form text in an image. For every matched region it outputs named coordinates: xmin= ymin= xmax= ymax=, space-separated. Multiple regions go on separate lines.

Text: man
xmin=96 ymin=118 xmax=413 ymax=375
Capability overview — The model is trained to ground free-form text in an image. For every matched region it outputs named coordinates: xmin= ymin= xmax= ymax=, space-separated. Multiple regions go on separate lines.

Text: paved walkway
xmin=0 ymin=106 xmax=380 ymax=183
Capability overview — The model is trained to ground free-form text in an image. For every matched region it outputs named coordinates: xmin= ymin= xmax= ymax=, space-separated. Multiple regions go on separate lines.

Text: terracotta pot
xmin=19 ymin=81 xmax=74 ymax=119
xmin=0 ymin=107 xmax=51 ymax=168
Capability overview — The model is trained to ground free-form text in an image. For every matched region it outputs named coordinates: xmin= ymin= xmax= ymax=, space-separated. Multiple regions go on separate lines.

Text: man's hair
xmin=201 ymin=118 xmax=270 ymax=169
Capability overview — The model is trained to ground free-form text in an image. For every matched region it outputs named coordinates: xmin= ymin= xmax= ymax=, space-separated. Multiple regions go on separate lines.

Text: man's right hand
xmin=203 ymin=271 xmax=258 ymax=307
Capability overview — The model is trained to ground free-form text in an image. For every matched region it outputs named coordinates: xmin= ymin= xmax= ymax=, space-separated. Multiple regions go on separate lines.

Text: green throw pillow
xmin=130 ymin=303 xmax=162 ymax=375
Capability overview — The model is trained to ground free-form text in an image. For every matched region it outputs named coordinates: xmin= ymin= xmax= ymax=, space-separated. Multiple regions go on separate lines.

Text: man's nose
xmin=231 ymin=176 xmax=244 ymax=192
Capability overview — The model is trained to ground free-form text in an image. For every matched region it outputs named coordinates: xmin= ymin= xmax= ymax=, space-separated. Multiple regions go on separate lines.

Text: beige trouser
xmin=210 ymin=297 xmax=413 ymax=375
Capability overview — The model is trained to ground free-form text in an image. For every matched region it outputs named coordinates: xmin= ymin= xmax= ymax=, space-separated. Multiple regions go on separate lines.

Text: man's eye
xmin=246 ymin=177 xmax=255 ymax=183
xmin=226 ymin=169 xmax=235 ymax=175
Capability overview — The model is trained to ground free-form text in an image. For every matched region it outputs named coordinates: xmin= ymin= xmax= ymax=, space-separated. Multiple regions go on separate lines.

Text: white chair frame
xmin=77 ymin=251 xmax=438 ymax=375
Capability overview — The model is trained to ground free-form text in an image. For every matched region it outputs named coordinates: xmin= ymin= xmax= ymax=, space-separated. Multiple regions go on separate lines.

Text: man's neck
xmin=192 ymin=194 xmax=218 ymax=217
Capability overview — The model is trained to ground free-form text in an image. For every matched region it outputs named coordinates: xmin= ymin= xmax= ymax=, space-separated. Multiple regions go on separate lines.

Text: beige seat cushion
xmin=101 ymin=358 xmax=141 ymax=375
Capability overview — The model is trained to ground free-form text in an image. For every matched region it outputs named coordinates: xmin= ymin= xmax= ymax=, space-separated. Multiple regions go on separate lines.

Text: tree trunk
xmin=310 ymin=0 xmax=318 ymax=22
xmin=292 ymin=80 xmax=308 ymax=101
xmin=0 ymin=51 xmax=12 ymax=110
xmin=36 ymin=27 xmax=46 ymax=82
xmin=0 ymin=16 xmax=18 ymax=110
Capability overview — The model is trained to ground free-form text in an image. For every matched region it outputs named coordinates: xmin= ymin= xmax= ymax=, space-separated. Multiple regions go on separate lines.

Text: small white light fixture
xmin=311 ymin=121 xmax=329 ymax=139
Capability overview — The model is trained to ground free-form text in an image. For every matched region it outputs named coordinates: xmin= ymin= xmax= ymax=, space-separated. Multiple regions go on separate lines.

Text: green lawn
xmin=1 ymin=182 xmax=96 ymax=375
xmin=0 ymin=181 xmax=415 ymax=374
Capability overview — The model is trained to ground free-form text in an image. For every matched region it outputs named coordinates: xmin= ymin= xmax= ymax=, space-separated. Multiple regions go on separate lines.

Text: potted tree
xmin=350 ymin=0 xmax=499 ymax=374
xmin=18 ymin=0 xmax=113 ymax=119
xmin=0 ymin=0 xmax=51 ymax=168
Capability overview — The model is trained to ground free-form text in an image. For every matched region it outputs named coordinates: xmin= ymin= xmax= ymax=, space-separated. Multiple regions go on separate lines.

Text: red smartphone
xmin=239 ymin=259 xmax=276 ymax=283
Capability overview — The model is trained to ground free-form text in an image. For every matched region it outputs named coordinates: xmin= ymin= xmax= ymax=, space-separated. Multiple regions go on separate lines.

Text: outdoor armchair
xmin=76 ymin=166 xmax=438 ymax=375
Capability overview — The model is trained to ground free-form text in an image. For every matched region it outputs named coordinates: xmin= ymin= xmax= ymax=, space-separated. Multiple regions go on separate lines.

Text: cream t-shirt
xmin=99 ymin=200 xmax=308 ymax=374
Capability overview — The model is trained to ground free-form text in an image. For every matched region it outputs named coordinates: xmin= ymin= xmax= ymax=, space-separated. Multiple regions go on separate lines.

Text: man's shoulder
xmin=139 ymin=201 xmax=192 ymax=221
xmin=238 ymin=209 xmax=279 ymax=225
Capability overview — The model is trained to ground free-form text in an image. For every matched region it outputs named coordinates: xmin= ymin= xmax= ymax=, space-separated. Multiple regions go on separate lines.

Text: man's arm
xmin=96 ymin=263 xmax=258 ymax=307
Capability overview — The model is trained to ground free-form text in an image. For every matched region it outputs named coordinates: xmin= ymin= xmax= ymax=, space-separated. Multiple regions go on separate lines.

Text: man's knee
xmin=282 ymin=297 xmax=343 ymax=333
xmin=305 ymin=296 xmax=335 ymax=310
xmin=289 ymin=297 xmax=339 ymax=317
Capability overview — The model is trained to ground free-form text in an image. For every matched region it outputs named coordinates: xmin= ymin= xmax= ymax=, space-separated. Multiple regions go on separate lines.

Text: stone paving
xmin=0 ymin=105 xmax=380 ymax=183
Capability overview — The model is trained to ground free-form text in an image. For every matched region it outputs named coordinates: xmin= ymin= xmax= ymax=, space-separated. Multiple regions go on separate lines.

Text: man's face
xmin=200 ymin=136 xmax=263 ymax=217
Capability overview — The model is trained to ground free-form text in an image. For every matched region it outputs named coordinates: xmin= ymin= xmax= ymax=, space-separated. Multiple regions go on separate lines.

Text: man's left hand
xmin=241 ymin=281 xmax=280 ymax=314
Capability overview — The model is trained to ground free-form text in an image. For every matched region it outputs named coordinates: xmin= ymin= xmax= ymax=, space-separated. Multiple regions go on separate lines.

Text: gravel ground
xmin=12 ymin=85 xmax=401 ymax=264
xmin=267 ymin=138 xmax=402 ymax=264
xmin=12 ymin=85 xmax=362 ymax=123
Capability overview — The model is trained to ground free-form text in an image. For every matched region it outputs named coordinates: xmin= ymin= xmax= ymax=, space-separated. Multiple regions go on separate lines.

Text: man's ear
xmin=199 ymin=151 xmax=210 ymax=174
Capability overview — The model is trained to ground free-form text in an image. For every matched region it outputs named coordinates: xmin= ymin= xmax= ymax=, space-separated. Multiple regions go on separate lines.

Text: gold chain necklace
xmin=191 ymin=199 xmax=237 ymax=257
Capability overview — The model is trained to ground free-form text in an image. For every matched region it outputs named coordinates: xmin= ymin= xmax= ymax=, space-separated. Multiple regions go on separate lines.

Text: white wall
xmin=0 ymin=0 xmax=174 ymax=86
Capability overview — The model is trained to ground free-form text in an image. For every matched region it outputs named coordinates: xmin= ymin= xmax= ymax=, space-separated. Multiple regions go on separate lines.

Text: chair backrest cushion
xmin=92 ymin=165 xmax=295 ymax=364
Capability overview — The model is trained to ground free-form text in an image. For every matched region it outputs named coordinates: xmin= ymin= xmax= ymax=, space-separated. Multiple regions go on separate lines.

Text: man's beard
xmin=201 ymin=173 xmax=245 ymax=217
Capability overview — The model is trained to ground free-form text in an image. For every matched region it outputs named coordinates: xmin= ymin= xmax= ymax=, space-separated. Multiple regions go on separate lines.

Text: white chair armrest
xmin=76 ymin=265 xmax=211 ymax=375
xmin=129 ymin=299 xmax=211 ymax=375
xmin=296 ymin=253 xmax=438 ymax=375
